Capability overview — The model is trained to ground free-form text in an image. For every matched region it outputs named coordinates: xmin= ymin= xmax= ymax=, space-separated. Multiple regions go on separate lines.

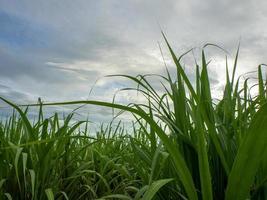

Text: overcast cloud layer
xmin=1 ymin=0 xmax=267 ymax=122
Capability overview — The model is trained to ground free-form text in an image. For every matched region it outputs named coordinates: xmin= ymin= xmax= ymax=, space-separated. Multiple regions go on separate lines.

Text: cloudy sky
xmin=0 ymin=0 xmax=267 ymax=122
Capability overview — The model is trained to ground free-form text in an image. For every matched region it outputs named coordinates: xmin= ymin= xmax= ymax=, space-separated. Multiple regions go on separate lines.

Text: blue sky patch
xmin=0 ymin=10 xmax=51 ymax=49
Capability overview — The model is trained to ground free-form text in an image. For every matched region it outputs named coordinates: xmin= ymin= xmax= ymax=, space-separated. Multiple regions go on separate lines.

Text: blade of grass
xmin=225 ymin=104 xmax=267 ymax=200
xmin=142 ymin=178 xmax=173 ymax=200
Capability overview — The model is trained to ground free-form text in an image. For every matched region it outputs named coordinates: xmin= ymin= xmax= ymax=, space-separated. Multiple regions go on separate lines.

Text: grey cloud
xmin=0 ymin=83 xmax=30 ymax=100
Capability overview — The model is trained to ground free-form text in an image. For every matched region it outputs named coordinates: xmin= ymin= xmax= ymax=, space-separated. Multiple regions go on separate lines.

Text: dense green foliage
xmin=1 ymin=37 xmax=267 ymax=199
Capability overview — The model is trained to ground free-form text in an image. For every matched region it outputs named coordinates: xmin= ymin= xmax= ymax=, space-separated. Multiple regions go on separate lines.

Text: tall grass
xmin=1 ymin=35 xmax=267 ymax=199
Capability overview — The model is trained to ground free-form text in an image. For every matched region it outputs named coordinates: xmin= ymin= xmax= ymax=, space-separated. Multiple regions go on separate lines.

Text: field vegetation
xmin=1 ymin=35 xmax=267 ymax=200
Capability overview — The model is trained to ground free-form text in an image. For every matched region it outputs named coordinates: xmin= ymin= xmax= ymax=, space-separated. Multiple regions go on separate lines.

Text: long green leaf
xmin=142 ymin=178 xmax=173 ymax=200
xmin=45 ymin=188 xmax=54 ymax=200
xmin=225 ymin=104 xmax=267 ymax=200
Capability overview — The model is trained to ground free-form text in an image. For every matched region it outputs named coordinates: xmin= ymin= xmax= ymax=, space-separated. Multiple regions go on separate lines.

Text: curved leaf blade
xmin=225 ymin=104 xmax=267 ymax=200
